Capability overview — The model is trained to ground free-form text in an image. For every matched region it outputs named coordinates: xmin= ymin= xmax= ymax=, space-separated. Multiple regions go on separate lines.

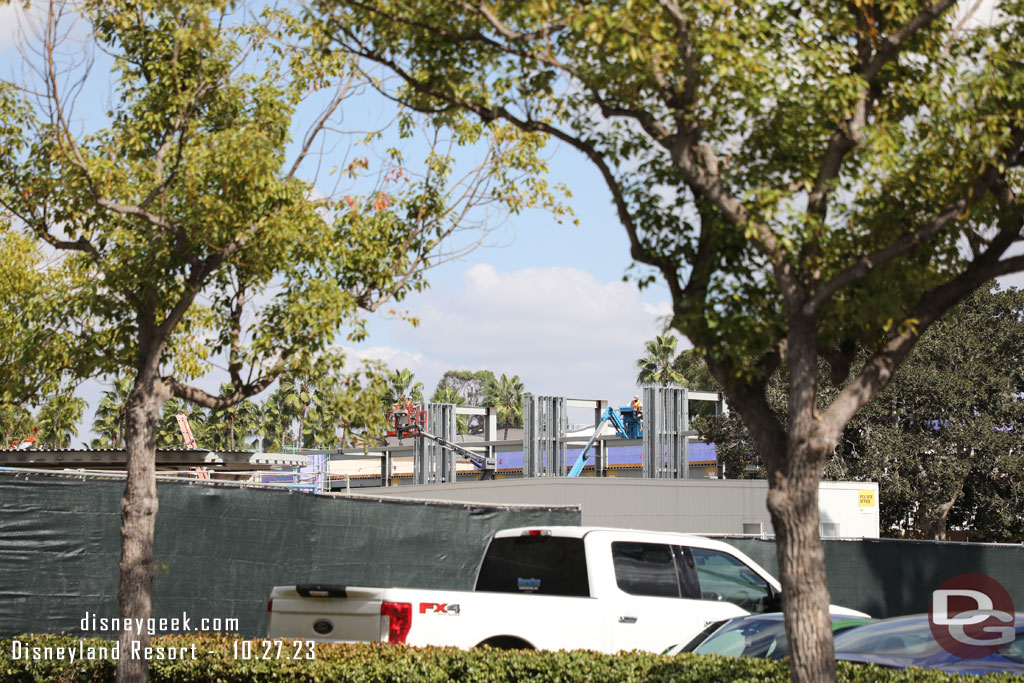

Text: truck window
xmin=689 ymin=547 xmax=773 ymax=612
xmin=612 ymin=542 xmax=681 ymax=598
xmin=475 ymin=536 xmax=590 ymax=597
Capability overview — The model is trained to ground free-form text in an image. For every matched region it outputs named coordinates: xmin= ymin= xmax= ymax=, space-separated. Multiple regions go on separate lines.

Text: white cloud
xmin=0 ymin=5 xmax=28 ymax=54
xmin=642 ymin=300 xmax=673 ymax=317
xmin=0 ymin=2 xmax=53 ymax=56
xmin=350 ymin=345 xmax=424 ymax=369
xmin=361 ymin=263 xmax=679 ymax=405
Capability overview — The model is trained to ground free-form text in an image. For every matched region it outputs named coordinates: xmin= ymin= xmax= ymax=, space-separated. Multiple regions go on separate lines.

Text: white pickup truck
xmin=268 ymin=526 xmax=866 ymax=653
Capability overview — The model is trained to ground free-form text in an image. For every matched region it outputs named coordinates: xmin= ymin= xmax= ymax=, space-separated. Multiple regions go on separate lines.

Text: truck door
xmin=607 ymin=541 xmax=748 ymax=653
xmin=687 ymin=547 xmax=778 ymax=614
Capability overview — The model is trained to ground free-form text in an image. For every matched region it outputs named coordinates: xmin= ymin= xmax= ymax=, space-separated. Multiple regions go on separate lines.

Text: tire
xmin=475 ymin=636 xmax=534 ymax=650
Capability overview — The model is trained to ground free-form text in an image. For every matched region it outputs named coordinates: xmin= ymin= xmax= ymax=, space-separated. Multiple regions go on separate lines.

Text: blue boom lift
xmin=567 ymin=404 xmax=642 ymax=477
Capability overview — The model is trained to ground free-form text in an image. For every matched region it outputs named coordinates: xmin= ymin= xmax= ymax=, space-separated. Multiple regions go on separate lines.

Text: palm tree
xmin=204 ymin=382 xmax=262 ymax=450
xmin=156 ymin=398 xmax=207 ymax=448
xmin=635 ymin=334 xmax=687 ymax=386
xmin=257 ymin=385 xmax=295 ymax=451
xmin=0 ymin=402 xmax=35 ymax=447
xmin=484 ymin=373 xmax=525 ymax=440
xmin=280 ymin=374 xmax=320 ymax=449
xmin=304 ymin=390 xmax=349 ymax=449
xmin=385 ymin=368 xmax=424 ymax=406
xmin=36 ymin=391 xmax=87 ymax=449
xmin=431 ymin=384 xmax=468 ymax=433
xmin=91 ymin=376 xmax=133 ymax=449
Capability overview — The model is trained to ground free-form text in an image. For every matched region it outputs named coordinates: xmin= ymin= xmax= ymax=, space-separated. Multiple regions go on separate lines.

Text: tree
xmin=0 ymin=2 xmax=555 ymax=679
xmin=156 ymin=398 xmax=207 ymax=449
xmin=259 ymin=384 xmax=298 ymax=452
xmin=484 ymin=372 xmax=524 ymax=439
xmin=430 ymin=383 xmax=468 ymax=433
xmin=0 ymin=223 xmax=76 ymax=404
xmin=279 ymin=374 xmax=319 ymax=450
xmin=700 ymin=284 xmax=1024 ymax=541
xmin=36 ymin=391 xmax=87 ymax=449
xmin=384 ymin=368 xmax=425 ymax=406
xmin=312 ymin=369 xmax=391 ymax=448
xmin=434 ymin=369 xmax=495 ymax=405
xmin=0 ymin=402 xmax=35 ymax=448
xmin=433 ymin=369 xmax=496 ymax=432
xmin=90 ymin=376 xmax=134 ymax=450
xmin=313 ymin=2 xmax=1024 ymax=679
xmin=205 ymin=382 xmax=261 ymax=451
xmin=673 ymin=348 xmax=717 ymax=392
xmin=635 ymin=334 xmax=686 ymax=386
xmin=833 ymin=284 xmax=1024 ymax=541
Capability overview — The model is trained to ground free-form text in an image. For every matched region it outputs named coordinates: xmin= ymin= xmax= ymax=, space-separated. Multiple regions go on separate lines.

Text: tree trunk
xmin=767 ymin=453 xmax=837 ymax=683
xmin=921 ymin=495 xmax=958 ymax=541
xmin=116 ymin=376 xmax=167 ymax=683
xmin=773 ymin=314 xmax=837 ymax=682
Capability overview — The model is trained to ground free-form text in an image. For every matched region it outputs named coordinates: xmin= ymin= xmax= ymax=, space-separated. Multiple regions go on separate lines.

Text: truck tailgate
xmin=268 ymin=585 xmax=385 ymax=642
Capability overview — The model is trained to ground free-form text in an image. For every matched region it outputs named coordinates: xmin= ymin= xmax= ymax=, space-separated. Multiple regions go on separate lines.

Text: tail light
xmin=267 ymin=599 xmax=273 ymax=613
xmin=380 ymin=602 xmax=412 ymax=643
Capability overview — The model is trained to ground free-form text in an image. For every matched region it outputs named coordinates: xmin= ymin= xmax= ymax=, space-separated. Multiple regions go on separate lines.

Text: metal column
xmin=413 ymin=402 xmax=457 ymax=484
xmin=523 ymin=394 xmax=568 ymax=477
xmin=642 ymin=386 xmax=690 ymax=479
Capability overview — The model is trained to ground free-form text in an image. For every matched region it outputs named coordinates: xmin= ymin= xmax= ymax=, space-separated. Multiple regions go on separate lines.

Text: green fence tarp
xmin=720 ymin=536 xmax=1024 ymax=619
xmin=0 ymin=471 xmax=580 ymax=638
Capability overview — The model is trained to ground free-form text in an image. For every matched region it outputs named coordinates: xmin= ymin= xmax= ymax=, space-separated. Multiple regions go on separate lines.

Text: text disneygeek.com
xmin=80 ymin=611 xmax=238 ymax=636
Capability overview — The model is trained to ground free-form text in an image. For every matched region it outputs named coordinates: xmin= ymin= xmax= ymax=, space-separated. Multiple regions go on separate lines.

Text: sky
xmin=0 ymin=2 xmax=675 ymax=444
xmin=1 ymin=1 xmax=1017 ymax=444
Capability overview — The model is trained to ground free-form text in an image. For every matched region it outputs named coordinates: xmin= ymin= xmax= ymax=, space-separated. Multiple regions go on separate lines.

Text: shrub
xmin=0 ymin=634 xmax=1017 ymax=682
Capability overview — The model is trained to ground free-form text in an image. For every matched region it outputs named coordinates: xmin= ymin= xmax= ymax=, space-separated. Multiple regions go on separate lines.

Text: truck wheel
xmin=476 ymin=636 xmax=534 ymax=650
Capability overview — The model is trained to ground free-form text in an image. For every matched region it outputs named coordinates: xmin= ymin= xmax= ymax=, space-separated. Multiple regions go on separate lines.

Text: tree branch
xmin=823 ymin=224 xmax=1024 ymax=437
xmin=448 ymin=0 xmax=574 ymax=42
xmin=806 ymin=0 xmax=958 ymax=221
xmin=808 ymin=127 xmax=1024 ymax=315
xmin=165 ymin=354 xmax=291 ymax=411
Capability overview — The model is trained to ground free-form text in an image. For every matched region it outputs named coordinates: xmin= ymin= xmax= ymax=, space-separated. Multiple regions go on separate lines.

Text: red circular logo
xmin=929 ymin=573 xmax=1016 ymax=659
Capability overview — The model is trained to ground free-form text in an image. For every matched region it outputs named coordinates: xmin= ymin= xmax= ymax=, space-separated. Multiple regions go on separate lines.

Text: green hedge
xmin=0 ymin=634 xmax=1017 ymax=682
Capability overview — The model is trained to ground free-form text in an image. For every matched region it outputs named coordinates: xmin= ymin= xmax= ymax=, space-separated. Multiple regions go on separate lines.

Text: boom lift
xmin=389 ymin=405 xmax=496 ymax=479
xmin=567 ymin=405 xmax=641 ymax=477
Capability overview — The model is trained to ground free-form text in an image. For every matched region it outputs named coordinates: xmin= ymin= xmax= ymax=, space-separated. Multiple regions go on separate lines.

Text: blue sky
xmin=0 ymin=3 xmax=676 ymax=443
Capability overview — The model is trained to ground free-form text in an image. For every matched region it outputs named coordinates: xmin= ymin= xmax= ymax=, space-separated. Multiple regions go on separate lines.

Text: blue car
xmin=665 ymin=612 xmax=873 ymax=659
xmin=833 ymin=613 xmax=1024 ymax=675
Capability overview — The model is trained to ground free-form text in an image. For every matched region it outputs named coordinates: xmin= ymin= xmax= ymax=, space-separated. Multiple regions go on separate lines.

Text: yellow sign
xmin=858 ymin=489 xmax=876 ymax=508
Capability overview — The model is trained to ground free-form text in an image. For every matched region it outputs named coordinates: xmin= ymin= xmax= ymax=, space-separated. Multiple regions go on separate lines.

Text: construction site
xmin=6 ymin=385 xmax=1023 ymax=643
xmin=0 ymin=386 xmax=880 ymax=539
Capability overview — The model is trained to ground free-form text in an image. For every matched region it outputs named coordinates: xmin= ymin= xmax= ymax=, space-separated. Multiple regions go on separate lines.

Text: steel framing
xmin=413 ymin=402 xmax=457 ymax=484
xmin=523 ymin=394 xmax=568 ymax=477
xmin=642 ymin=385 xmax=690 ymax=479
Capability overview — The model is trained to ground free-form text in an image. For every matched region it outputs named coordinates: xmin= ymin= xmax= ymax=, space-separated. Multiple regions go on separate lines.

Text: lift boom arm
xmin=399 ymin=425 xmax=495 ymax=471
xmin=567 ymin=406 xmax=628 ymax=477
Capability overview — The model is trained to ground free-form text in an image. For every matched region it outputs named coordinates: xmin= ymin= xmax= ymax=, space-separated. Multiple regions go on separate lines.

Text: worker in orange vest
xmin=630 ymin=395 xmax=643 ymax=420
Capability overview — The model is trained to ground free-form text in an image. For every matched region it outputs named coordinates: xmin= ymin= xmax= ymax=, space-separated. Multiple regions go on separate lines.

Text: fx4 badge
xmin=419 ymin=602 xmax=461 ymax=615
